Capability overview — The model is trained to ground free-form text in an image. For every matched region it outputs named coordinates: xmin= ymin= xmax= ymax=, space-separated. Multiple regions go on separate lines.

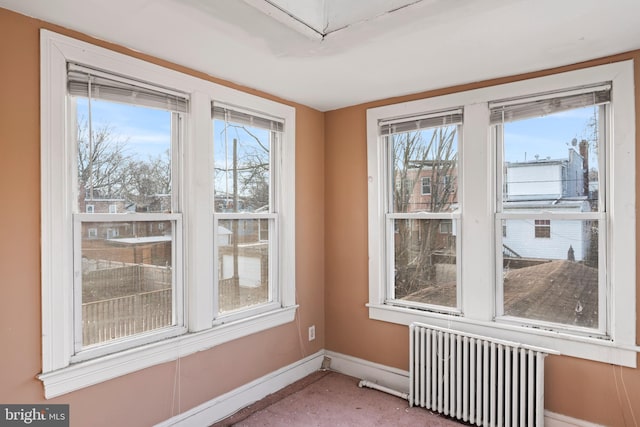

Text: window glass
xmin=75 ymin=98 xmax=173 ymax=214
xmin=213 ymin=110 xmax=272 ymax=214
xmin=69 ymin=70 xmax=182 ymax=350
xmin=390 ymin=126 xmax=458 ymax=214
xmin=393 ymin=218 xmax=457 ymax=306
xmin=217 ymin=218 xmax=271 ymax=312
xmin=387 ymin=122 xmax=459 ymax=308
xmin=213 ymin=107 xmax=279 ymax=315
xmin=497 ymin=102 xmax=604 ymax=329
xmin=80 ymin=220 xmax=174 ymax=346
xmin=502 ymin=105 xmax=600 ymax=212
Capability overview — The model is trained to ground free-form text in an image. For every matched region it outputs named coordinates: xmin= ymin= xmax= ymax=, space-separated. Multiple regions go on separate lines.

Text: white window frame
xmin=40 ymin=30 xmax=296 ymax=398
xmin=421 ymin=176 xmax=431 ymax=195
xmin=366 ymin=61 xmax=637 ymax=367
xmin=533 ymin=219 xmax=551 ymax=239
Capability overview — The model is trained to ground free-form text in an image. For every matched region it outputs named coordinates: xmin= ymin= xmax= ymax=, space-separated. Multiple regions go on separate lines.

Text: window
xmin=67 ymin=63 xmax=185 ymax=357
xmin=439 ymin=220 xmax=453 ymax=234
xmin=421 ymin=177 xmax=431 ymax=195
xmin=212 ymin=105 xmax=282 ymax=318
xmin=367 ymin=61 xmax=636 ymax=367
xmin=379 ymin=110 xmax=461 ymax=311
xmin=493 ymin=84 xmax=609 ymax=331
xmin=533 ymin=219 xmax=551 ymax=238
xmin=40 ymin=30 xmax=296 ymax=397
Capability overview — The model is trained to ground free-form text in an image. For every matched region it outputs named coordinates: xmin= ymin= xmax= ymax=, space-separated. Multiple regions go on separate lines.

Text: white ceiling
xmin=2 ymin=0 xmax=640 ymax=111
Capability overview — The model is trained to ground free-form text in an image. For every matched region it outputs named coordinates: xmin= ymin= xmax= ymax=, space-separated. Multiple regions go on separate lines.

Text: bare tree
xmin=77 ymin=117 xmax=132 ymax=200
xmin=214 ymin=123 xmax=270 ymax=212
xmin=78 ymin=119 xmax=172 ymax=212
xmin=124 ymin=149 xmax=172 ymax=212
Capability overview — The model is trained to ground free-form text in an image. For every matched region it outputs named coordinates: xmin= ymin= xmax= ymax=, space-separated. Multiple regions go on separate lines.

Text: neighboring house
xmin=402 ymin=163 xmax=458 ymax=214
xmin=502 ymin=146 xmax=594 ymax=261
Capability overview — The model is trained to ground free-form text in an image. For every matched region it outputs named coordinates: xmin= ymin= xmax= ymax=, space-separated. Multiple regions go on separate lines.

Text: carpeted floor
xmin=212 ymin=371 xmax=463 ymax=426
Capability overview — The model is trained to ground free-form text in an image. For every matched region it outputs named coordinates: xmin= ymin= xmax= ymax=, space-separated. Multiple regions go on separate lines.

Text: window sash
xmin=493 ymin=92 xmax=609 ymax=335
xmin=385 ymin=216 xmax=461 ymax=313
xmin=212 ymin=214 xmax=279 ymax=322
xmin=71 ymin=214 xmax=184 ymax=361
xmin=68 ymin=61 xmax=186 ymax=358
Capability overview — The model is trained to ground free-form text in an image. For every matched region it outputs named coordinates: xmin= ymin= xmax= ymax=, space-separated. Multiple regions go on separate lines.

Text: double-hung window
xmin=67 ymin=64 xmax=186 ymax=359
xmin=379 ymin=111 xmax=461 ymax=311
xmin=492 ymin=84 xmax=610 ymax=333
xmin=40 ymin=30 xmax=296 ymax=398
xmin=367 ymin=61 xmax=636 ymax=366
xmin=212 ymin=105 xmax=281 ymax=320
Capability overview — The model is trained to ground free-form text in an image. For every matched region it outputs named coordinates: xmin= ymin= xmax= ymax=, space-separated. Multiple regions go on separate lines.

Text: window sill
xmin=39 ymin=305 xmax=298 ymax=398
xmin=367 ymin=303 xmax=638 ymax=367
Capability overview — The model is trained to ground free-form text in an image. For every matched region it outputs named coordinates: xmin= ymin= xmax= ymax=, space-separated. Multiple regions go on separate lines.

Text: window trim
xmin=366 ymin=60 xmax=637 ymax=367
xmin=421 ymin=176 xmax=431 ymax=195
xmin=533 ymin=219 xmax=551 ymax=238
xmin=40 ymin=30 xmax=296 ymax=398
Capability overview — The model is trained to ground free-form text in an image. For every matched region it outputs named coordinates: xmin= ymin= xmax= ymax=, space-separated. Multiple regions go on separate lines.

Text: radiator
xmin=409 ymin=323 xmax=553 ymax=427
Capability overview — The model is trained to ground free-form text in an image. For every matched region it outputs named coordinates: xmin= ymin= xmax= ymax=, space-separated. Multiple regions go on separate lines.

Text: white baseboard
xmin=155 ymin=349 xmax=601 ymax=427
xmin=325 ymin=351 xmax=601 ymax=427
xmin=155 ymin=350 xmax=325 ymax=427
xmin=323 ymin=350 xmax=410 ymax=394
xmin=544 ymin=411 xmax=605 ymax=427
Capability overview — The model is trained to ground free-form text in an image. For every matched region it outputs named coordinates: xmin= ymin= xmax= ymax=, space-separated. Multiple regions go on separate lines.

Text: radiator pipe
xmin=358 ymin=379 xmax=409 ymax=401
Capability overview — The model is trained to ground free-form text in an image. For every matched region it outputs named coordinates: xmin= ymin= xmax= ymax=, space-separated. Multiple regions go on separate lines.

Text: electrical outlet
xmin=308 ymin=325 xmax=316 ymax=341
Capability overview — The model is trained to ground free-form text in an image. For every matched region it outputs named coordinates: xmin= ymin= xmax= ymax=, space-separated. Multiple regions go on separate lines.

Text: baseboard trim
xmin=155 ymin=350 xmax=325 ymax=427
xmin=324 ymin=351 xmax=601 ymax=427
xmin=155 ymin=349 xmax=601 ymax=427
xmin=544 ymin=411 xmax=605 ymax=427
xmin=323 ymin=350 xmax=410 ymax=394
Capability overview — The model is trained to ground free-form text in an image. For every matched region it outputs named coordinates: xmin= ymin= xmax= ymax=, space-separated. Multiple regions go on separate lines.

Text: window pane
xmin=217 ymin=218 xmax=271 ymax=314
xmin=502 ymin=106 xmax=601 ymax=212
xmin=81 ymin=220 xmax=174 ymax=346
xmin=74 ymin=98 xmax=174 ymax=213
xmin=502 ymin=219 xmax=599 ymax=328
xmin=390 ymin=125 xmax=458 ymax=213
xmin=213 ymin=119 xmax=272 ymax=213
xmin=393 ymin=218 xmax=457 ymax=307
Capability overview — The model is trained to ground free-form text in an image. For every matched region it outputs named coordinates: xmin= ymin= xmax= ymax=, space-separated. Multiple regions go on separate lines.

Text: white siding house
xmin=502 ymin=148 xmax=592 ymax=261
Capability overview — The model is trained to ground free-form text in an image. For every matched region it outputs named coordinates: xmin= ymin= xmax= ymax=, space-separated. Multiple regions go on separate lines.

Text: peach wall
xmin=324 ymin=54 xmax=640 ymax=425
xmin=0 ymin=7 xmax=324 ymax=426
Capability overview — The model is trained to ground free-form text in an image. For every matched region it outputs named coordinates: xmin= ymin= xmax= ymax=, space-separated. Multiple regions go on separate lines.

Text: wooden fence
xmin=81 ymin=263 xmax=172 ymax=346
xmin=82 ymin=288 xmax=172 ymax=346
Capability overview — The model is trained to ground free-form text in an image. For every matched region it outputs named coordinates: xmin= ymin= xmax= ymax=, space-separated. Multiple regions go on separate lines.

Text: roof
xmin=503 ymin=199 xmax=588 ymax=210
xmin=107 ymin=235 xmax=171 ymax=245
xmin=404 ymin=260 xmax=598 ymax=328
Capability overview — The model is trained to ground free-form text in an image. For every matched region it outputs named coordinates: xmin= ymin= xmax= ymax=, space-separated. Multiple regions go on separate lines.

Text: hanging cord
xmin=171 ymin=347 xmax=182 ymax=417
xmin=87 ymin=75 xmax=94 ymax=200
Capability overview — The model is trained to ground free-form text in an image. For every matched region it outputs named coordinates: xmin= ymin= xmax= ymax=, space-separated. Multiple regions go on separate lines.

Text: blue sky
xmin=503 ymin=106 xmax=598 ymax=163
xmin=79 ymin=98 xmax=599 ymax=167
xmin=76 ymin=98 xmax=172 ymax=160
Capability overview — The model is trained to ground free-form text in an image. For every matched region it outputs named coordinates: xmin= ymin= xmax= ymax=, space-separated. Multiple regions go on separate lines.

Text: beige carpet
xmin=212 ymin=371 xmax=463 ymax=426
